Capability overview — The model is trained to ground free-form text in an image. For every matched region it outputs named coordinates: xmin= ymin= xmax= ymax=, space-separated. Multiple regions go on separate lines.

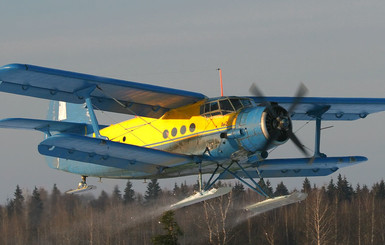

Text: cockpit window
xmin=220 ymin=99 xmax=233 ymax=111
xmin=241 ymin=99 xmax=252 ymax=107
xmin=230 ymin=99 xmax=243 ymax=111
xmin=210 ymin=102 xmax=219 ymax=111
xmin=201 ymin=97 xmax=253 ymax=117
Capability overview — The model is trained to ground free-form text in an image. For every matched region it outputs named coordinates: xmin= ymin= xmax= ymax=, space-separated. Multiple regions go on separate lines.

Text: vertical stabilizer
xmin=48 ymin=101 xmax=91 ymax=124
xmin=46 ymin=101 xmax=92 ymax=172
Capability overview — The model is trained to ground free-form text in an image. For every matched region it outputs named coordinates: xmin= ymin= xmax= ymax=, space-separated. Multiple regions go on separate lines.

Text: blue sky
xmin=1 ymin=0 xmax=385 ymax=202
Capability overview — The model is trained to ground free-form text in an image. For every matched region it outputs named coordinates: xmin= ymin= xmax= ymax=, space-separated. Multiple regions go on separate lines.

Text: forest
xmin=1 ymin=174 xmax=385 ymax=245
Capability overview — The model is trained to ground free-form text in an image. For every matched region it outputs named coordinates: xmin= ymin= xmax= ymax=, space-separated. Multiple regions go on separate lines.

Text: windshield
xmin=200 ymin=97 xmax=253 ymax=117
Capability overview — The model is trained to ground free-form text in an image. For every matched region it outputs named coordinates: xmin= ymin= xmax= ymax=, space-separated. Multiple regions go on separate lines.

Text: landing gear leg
xmin=255 ymin=166 xmax=269 ymax=196
xmin=198 ymin=162 xmax=203 ymax=193
xmin=66 ymin=175 xmax=96 ymax=194
xmin=78 ymin=176 xmax=88 ymax=189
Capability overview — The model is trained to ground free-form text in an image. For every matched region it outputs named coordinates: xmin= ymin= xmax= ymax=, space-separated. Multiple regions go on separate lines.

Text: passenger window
xmin=163 ymin=130 xmax=169 ymax=139
xmin=180 ymin=125 xmax=186 ymax=134
xmin=189 ymin=123 xmax=196 ymax=132
xmin=171 ymin=128 xmax=177 ymax=137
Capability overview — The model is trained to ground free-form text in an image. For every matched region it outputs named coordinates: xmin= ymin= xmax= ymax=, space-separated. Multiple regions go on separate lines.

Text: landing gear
xmin=78 ymin=176 xmax=88 ymax=189
xmin=66 ymin=175 xmax=97 ymax=194
xmin=169 ymin=160 xmax=307 ymax=214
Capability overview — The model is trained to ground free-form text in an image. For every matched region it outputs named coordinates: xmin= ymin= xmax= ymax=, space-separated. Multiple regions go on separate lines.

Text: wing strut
xmin=308 ymin=106 xmax=330 ymax=158
xmin=76 ymin=86 xmax=103 ymax=139
xmin=204 ymin=161 xmax=269 ymax=198
xmin=168 ymin=159 xmax=308 ymax=213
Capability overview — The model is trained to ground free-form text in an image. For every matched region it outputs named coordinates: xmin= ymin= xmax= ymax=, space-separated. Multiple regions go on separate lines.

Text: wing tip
xmin=0 ymin=63 xmax=29 ymax=72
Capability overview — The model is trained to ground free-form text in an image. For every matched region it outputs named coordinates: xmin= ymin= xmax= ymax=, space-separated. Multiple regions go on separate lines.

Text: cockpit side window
xmin=230 ymin=99 xmax=243 ymax=111
xmin=204 ymin=103 xmax=210 ymax=113
xmin=210 ymin=102 xmax=219 ymax=111
xmin=219 ymin=99 xmax=233 ymax=111
xmin=241 ymin=99 xmax=252 ymax=107
xmin=219 ymin=99 xmax=234 ymax=115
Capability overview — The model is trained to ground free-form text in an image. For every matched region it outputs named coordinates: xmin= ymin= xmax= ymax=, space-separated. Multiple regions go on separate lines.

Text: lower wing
xmin=38 ymin=134 xmax=194 ymax=174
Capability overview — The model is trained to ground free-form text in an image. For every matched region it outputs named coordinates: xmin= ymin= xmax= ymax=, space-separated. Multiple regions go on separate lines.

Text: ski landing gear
xmin=169 ymin=161 xmax=307 ymax=214
xmin=170 ymin=162 xmax=232 ymax=210
xmin=65 ymin=176 xmax=97 ymax=194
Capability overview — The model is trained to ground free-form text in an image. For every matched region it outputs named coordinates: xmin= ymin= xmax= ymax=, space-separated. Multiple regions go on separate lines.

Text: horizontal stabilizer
xmin=170 ymin=187 xmax=232 ymax=210
xmin=38 ymin=134 xmax=193 ymax=172
xmin=245 ymin=192 xmax=307 ymax=215
xmin=0 ymin=118 xmax=97 ymax=134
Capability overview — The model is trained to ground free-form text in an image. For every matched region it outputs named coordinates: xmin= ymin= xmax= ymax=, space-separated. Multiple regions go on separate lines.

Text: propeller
xmin=249 ymin=83 xmax=309 ymax=156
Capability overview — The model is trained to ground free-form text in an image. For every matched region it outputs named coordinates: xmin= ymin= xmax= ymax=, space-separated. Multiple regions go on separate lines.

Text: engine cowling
xmin=232 ymin=105 xmax=291 ymax=153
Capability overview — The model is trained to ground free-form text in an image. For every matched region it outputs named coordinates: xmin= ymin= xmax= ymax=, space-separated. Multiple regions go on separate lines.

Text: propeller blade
xmin=250 ymin=82 xmax=310 ymax=157
xmin=288 ymin=131 xmax=309 ymax=156
xmin=261 ymin=130 xmax=280 ymax=152
xmin=249 ymin=83 xmax=278 ymax=118
xmin=288 ymin=83 xmax=308 ymax=114
xmin=250 ymin=83 xmax=266 ymax=97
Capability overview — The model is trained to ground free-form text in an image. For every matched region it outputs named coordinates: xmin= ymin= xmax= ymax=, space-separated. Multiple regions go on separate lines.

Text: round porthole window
xmin=189 ymin=123 xmax=196 ymax=133
xmin=163 ymin=130 xmax=169 ymax=139
xmin=122 ymin=136 xmax=126 ymax=142
xmin=180 ymin=125 xmax=186 ymax=135
xmin=171 ymin=127 xmax=177 ymax=137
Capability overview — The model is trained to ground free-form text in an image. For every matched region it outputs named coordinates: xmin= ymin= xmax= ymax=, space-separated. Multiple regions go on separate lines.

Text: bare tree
xmin=306 ymin=189 xmax=333 ymax=245
xmin=203 ymin=191 xmax=233 ymax=245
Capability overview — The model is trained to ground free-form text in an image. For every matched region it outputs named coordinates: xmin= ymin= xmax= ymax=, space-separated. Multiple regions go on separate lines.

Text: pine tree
xmin=193 ymin=180 xmax=200 ymax=192
xmin=173 ymin=182 xmax=180 ymax=197
xmin=152 ymin=210 xmax=183 ymax=245
xmin=258 ymin=179 xmax=273 ymax=197
xmin=6 ymin=199 xmax=14 ymax=217
xmin=7 ymin=185 xmax=25 ymax=217
xmin=336 ymin=174 xmax=353 ymax=201
xmin=179 ymin=181 xmax=189 ymax=198
xmin=373 ymin=180 xmax=385 ymax=200
xmin=91 ymin=191 xmax=109 ymax=211
xmin=326 ymin=178 xmax=336 ymax=202
xmin=112 ymin=185 xmax=122 ymax=203
xmin=14 ymin=185 xmax=24 ymax=214
xmin=302 ymin=178 xmax=311 ymax=193
xmin=232 ymin=182 xmax=245 ymax=198
xmin=28 ymin=187 xmax=44 ymax=241
xmin=145 ymin=179 xmax=161 ymax=203
xmin=50 ymin=184 xmax=61 ymax=208
xmin=274 ymin=181 xmax=289 ymax=196
xmin=123 ymin=180 xmax=135 ymax=204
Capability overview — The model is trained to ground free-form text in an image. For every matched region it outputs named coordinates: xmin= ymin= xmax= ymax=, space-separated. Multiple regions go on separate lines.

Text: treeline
xmin=1 ymin=174 xmax=385 ymax=245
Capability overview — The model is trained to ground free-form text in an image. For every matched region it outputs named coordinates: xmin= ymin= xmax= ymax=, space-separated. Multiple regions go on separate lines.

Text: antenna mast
xmin=217 ymin=68 xmax=223 ymax=96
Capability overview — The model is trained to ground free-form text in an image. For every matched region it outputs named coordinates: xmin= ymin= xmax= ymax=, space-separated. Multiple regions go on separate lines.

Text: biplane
xmin=1 ymin=63 xmax=385 ymax=212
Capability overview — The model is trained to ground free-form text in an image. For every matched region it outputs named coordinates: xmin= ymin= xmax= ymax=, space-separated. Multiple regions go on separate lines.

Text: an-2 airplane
xmin=1 ymin=63 xmax=385 ymax=213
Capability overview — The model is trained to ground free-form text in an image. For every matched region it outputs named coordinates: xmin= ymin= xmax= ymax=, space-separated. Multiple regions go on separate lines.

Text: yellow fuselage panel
xmin=99 ymin=101 xmax=238 ymax=154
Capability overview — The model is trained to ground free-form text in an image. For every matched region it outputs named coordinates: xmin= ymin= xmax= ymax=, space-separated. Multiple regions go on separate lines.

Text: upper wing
xmin=0 ymin=64 xmax=207 ymax=118
xmin=251 ymin=96 xmax=385 ymax=120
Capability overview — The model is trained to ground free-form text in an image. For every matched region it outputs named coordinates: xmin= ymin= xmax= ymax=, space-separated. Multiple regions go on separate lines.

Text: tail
xmin=47 ymin=101 xmax=91 ymax=124
xmin=45 ymin=101 xmax=93 ymax=172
